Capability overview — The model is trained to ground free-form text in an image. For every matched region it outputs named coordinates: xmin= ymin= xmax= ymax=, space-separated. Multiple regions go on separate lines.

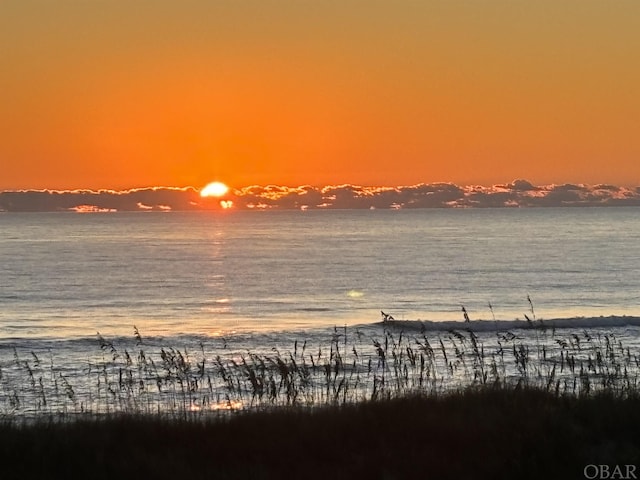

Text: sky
xmin=1 ymin=1 xmax=639 ymax=191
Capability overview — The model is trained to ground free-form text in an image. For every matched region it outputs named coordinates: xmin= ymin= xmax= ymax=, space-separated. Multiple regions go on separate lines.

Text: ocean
xmin=2 ymin=207 xmax=640 ymax=416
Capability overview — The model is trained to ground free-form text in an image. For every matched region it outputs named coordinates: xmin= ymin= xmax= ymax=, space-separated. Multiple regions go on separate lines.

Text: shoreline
xmin=2 ymin=326 xmax=640 ymax=420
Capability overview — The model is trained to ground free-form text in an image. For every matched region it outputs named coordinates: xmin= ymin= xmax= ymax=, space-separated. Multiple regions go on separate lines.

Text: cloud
xmin=2 ymin=181 xmax=640 ymax=212
xmin=0 ymin=187 xmax=200 ymax=212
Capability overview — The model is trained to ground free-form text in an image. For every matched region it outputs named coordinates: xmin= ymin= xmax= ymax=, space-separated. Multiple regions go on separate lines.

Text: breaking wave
xmin=378 ymin=316 xmax=640 ymax=333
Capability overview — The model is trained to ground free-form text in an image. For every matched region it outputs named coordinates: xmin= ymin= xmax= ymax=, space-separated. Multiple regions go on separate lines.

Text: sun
xmin=200 ymin=181 xmax=229 ymax=198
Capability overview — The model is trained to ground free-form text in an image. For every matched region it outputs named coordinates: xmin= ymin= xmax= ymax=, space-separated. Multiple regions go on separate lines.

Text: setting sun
xmin=200 ymin=182 xmax=229 ymax=198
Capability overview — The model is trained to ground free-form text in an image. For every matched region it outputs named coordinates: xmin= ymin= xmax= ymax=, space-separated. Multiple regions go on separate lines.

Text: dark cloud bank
xmin=1 ymin=180 xmax=640 ymax=212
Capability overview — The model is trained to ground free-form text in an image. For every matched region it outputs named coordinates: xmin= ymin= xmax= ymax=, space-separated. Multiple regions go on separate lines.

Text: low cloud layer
xmin=1 ymin=181 xmax=640 ymax=212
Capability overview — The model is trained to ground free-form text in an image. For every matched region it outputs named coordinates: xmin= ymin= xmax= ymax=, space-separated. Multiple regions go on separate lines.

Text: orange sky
xmin=1 ymin=1 xmax=639 ymax=190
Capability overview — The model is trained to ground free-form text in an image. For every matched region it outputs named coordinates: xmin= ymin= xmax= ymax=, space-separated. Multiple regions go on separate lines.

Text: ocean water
xmin=1 ymin=207 xmax=640 ymax=415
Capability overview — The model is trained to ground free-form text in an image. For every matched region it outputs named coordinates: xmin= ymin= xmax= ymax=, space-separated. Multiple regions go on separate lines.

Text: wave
xmin=377 ymin=315 xmax=640 ymax=333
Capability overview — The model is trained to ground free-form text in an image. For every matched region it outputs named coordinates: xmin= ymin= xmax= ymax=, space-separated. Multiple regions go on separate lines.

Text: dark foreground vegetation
xmin=2 ymin=387 xmax=640 ymax=480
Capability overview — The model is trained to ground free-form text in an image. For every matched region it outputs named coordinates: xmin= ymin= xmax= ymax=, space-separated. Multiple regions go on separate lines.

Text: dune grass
xmin=3 ymin=323 xmax=640 ymax=420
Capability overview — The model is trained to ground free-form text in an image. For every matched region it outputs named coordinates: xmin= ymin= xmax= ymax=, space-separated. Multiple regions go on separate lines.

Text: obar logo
xmin=584 ymin=465 xmax=637 ymax=479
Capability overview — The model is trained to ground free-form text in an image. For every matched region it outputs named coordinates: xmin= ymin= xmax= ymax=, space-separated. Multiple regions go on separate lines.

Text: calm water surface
xmin=1 ymin=207 xmax=640 ymax=340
